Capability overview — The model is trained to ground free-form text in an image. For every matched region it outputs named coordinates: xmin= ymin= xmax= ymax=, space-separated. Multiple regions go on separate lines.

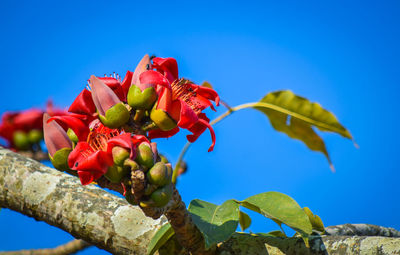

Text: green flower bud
xmin=99 ymin=102 xmax=130 ymax=129
xmin=127 ymin=85 xmax=157 ymax=110
xmin=136 ymin=143 xmax=154 ymax=169
xmin=144 ymin=184 xmax=158 ymax=196
xmin=159 ymin=154 xmax=169 ymax=164
xmin=67 ymin=128 xmax=78 ymax=143
xmin=49 ymin=147 xmax=72 ymax=171
xmin=124 ymin=159 xmax=139 ymax=171
xmin=125 ymin=190 xmax=138 ymax=205
xmin=112 ymin=146 xmax=130 ymax=166
xmin=147 ymin=162 xmax=171 ymax=186
xmin=105 ymin=164 xmax=130 ymax=183
xmin=13 ymin=131 xmax=30 ymax=150
xmin=150 ymin=105 xmax=177 ymax=131
xmin=28 ymin=129 xmax=43 ymax=144
xmin=150 ymin=184 xmax=173 ymax=207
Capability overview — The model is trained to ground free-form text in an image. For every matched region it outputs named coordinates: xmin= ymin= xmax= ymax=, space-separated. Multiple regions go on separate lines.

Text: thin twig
xmin=0 ymin=239 xmax=91 ymax=255
xmin=172 ymin=142 xmax=191 ymax=184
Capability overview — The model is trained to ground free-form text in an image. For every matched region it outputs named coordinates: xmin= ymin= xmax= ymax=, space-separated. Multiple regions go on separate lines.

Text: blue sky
xmin=1 ymin=0 xmax=399 ymax=253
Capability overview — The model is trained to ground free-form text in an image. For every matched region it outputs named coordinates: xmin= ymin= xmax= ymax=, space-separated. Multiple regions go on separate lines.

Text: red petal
xmin=186 ymin=114 xmax=216 ymax=152
xmin=157 ymin=88 xmax=173 ymax=114
xmin=46 ymin=100 xmax=67 ymax=117
xmin=69 ymin=89 xmax=96 ymax=115
xmin=130 ymin=135 xmax=150 ymax=146
xmin=148 ymin=127 xmax=180 ymax=139
xmin=107 ymin=133 xmax=136 ymax=159
xmin=140 ymin=70 xmax=171 ymax=89
xmin=48 ymin=115 xmax=89 ymax=142
xmin=176 ymin=99 xmax=198 ymax=129
xmin=98 ymin=77 xmax=125 ymax=101
xmin=13 ymin=109 xmax=43 ymax=130
xmin=190 ymin=84 xmax=220 ymax=107
xmin=121 ymin=70 xmax=133 ymax=97
xmin=68 ymin=142 xmax=113 ymax=185
xmin=152 ymin=57 xmax=179 ymax=83
xmin=76 ymin=171 xmax=95 ymax=185
xmin=43 ymin=113 xmax=72 ymax=157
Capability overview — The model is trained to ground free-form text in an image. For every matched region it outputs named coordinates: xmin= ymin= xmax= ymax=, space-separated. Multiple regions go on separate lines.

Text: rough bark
xmin=0 ymin=147 xmax=167 ymax=255
xmin=1 ymin=147 xmax=400 ymax=255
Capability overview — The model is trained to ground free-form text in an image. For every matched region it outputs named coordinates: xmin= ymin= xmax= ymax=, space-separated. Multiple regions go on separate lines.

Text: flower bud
xmin=112 ymin=146 xmax=130 ymax=166
xmin=144 ymin=184 xmax=158 ymax=196
xmin=98 ymin=102 xmax=130 ymax=129
xmin=105 ymin=164 xmax=130 ymax=183
xmin=123 ymin=159 xmax=139 ymax=171
xmin=50 ymin=147 xmax=72 ymax=171
xmin=150 ymin=106 xmax=177 ymax=131
xmin=135 ymin=143 xmax=154 ymax=169
xmin=13 ymin=131 xmax=30 ymax=150
xmin=150 ymin=184 xmax=173 ymax=207
xmin=90 ymin=75 xmax=130 ymax=129
xmin=28 ymin=129 xmax=43 ymax=144
xmin=147 ymin=162 xmax=171 ymax=186
xmin=43 ymin=113 xmax=72 ymax=158
xmin=159 ymin=154 xmax=169 ymax=163
xmin=67 ymin=128 xmax=78 ymax=143
xmin=127 ymin=85 xmax=157 ymax=110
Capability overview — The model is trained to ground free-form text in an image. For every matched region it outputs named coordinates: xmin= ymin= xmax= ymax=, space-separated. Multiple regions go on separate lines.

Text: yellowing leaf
xmin=239 ymin=211 xmax=252 ymax=231
xmin=303 ymin=207 xmax=325 ymax=233
xmin=254 ymin=90 xmax=354 ymax=170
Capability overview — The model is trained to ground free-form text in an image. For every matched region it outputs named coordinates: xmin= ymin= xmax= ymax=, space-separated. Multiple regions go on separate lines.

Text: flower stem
xmin=173 ymin=102 xmax=261 ymax=182
xmin=134 ymin=109 xmax=145 ymax=123
xmin=172 ymin=142 xmax=191 ymax=184
xmin=141 ymin=122 xmax=157 ymax=132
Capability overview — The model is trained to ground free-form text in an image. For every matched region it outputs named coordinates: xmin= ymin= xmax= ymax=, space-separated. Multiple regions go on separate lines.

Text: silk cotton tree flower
xmin=45 ymin=112 xmax=149 ymax=185
xmin=0 ymin=102 xmax=65 ymax=151
xmin=43 ymin=54 xmax=219 ymax=203
xmin=146 ymin=57 xmax=220 ymax=152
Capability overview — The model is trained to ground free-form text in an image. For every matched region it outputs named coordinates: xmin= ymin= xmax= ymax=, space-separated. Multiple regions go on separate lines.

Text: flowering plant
xmin=1 ymin=54 xmax=355 ymax=254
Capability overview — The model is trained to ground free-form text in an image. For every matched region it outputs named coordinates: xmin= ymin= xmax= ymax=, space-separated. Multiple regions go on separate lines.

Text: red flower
xmin=69 ymin=75 xmax=125 ymax=117
xmin=46 ymin=114 xmax=148 ymax=185
xmin=146 ymin=57 xmax=220 ymax=151
xmin=0 ymin=102 xmax=66 ymax=150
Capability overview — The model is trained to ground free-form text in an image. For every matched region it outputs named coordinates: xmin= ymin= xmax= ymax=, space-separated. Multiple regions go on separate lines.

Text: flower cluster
xmin=0 ymin=102 xmax=64 ymax=151
xmin=43 ymin=55 xmax=219 ymax=207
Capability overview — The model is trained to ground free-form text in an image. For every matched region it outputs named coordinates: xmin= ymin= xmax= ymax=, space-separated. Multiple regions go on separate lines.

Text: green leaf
xmin=254 ymin=90 xmax=354 ymax=170
xmin=303 ymin=207 xmax=325 ymax=233
xmin=188 ymin=199 xmax=240 ymax=248
xmin=147 ymin=223 xmax=175 ymax=255
xmin=239 ymin=211 xmax=252 ymax=231
xmin=240 ymin=192 xmax=312 ymax=239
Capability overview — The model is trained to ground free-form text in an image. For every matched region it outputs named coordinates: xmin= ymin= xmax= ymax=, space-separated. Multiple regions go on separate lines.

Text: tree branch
xmin=1 ymin=146 xmax=399 ymax=255
xmin=0 ymin=147 xmax=167 ymax=255
xmin=0 ymin=239 xmax=90 ymax=255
